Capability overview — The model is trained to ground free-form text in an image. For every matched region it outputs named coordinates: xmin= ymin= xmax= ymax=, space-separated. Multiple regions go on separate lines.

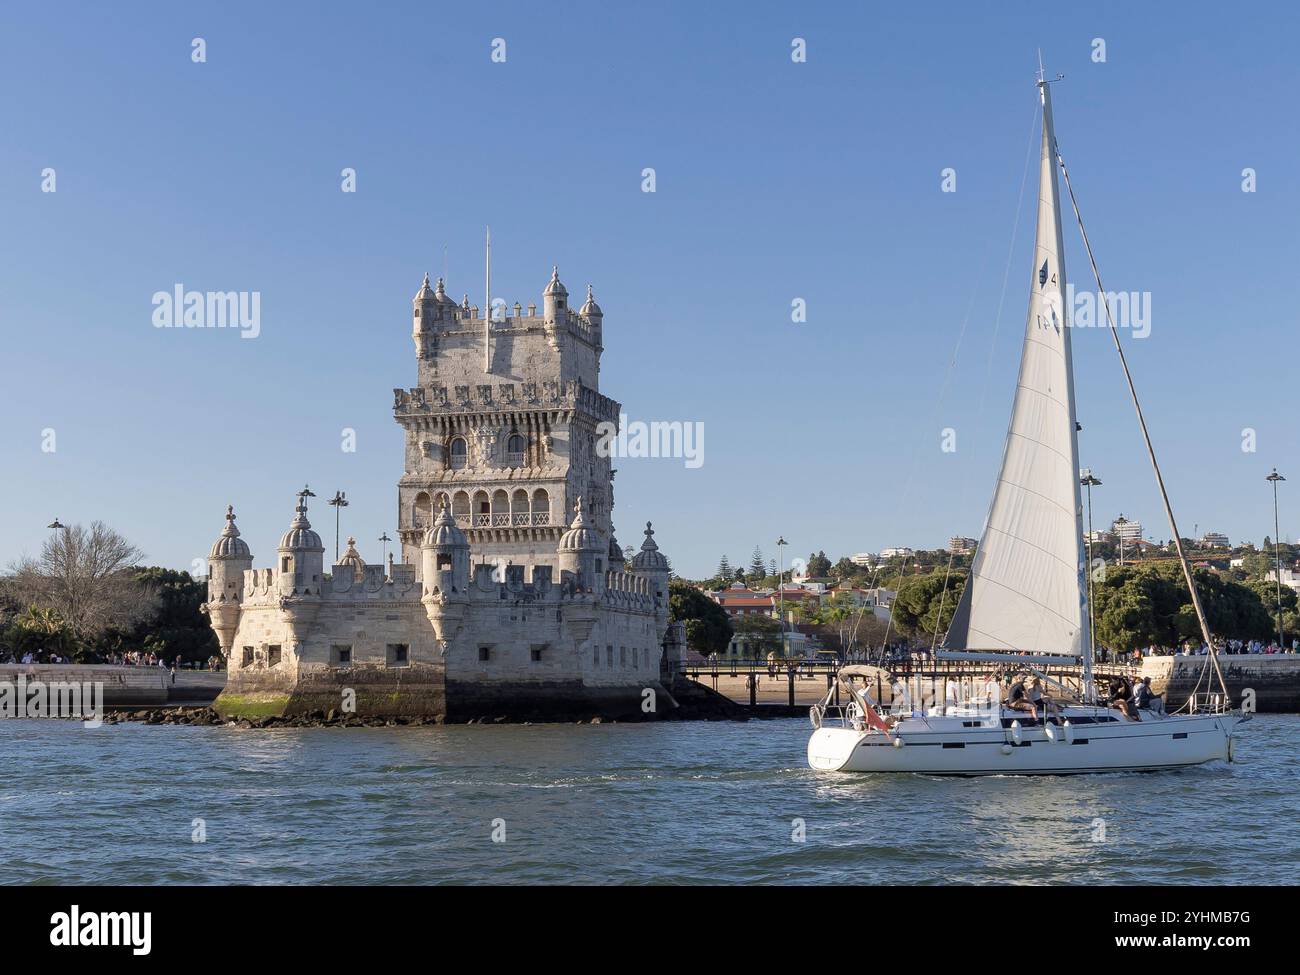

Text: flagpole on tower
xmin=484 ymin=226 xmax=492 ymax=373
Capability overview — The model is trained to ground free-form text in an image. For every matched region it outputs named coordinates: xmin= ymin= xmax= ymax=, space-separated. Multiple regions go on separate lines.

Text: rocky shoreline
xmin=92 ymin=679 xmax=804 ymax=728
xmin=82 ymin=678 xmax=804 ymax=727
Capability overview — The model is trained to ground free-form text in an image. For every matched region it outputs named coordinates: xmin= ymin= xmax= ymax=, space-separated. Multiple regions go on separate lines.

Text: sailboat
xmin=807 ymin=70 xmax=1239 ymax=775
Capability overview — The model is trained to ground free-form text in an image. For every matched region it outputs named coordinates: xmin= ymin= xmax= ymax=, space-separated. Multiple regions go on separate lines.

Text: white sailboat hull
xmin=808 ymin=709 xmax=1233 ymax=776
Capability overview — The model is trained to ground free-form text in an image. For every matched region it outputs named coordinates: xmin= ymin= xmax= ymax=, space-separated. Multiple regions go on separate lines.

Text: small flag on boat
xmin=863 ymin=704 xmax=891 ymax=734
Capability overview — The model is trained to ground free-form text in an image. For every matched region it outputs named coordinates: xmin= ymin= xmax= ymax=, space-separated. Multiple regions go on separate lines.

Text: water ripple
xmin=0 ymin=715 xmax=1295 ymax=884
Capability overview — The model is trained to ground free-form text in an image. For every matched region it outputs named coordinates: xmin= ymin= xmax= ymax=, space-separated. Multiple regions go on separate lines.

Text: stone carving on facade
xmin=393 ymin=388 xmax=409 ymax=411
xmin=472 ymin=427 xmax=498 ymax=466
xmin=431 ymin=386 xmax=448 ymax=408
xmin=498 ymin=384 xmax=515 ymax=405
xmin=476 ymin=384 xmax=493 ymax=405
xmin=523 ymin=382 xmax=538 ymax=404
xmin=455 ymin=385 xmax=470 ymax=406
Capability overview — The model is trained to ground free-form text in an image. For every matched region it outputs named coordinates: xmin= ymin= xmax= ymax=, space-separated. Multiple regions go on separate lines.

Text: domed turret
xmin=206 ymin=505 xmax=253 ymax=658
xmin=558 ymin=496 xmax=602 ymax=553
xmin=608 ymin=524 xmax=624 ymax=567
xmin=413 ymin=272 xmax=436 ymax=305
xmin=209 ymin=504 xmax=251 ymax=560
xmin=413 ymin=273 xmax=439 ymax=356
xmin=335 ymin=538 xmax=366 ymax=585
xmin=423 ymin=500 xmax=468 ymax=550
xmin=280 ymin=497 xmax=324 ymax=551
xmin=543 ymin=266 xmax=568 ymax=324
xmin=421 ymin=500 xmax=469 ymax=593
xmin=277 ymin=494 xmax=325 ymax=594
xmin=630 ymin=521 xmax=671 ymax=623
xmin=579 ymin=284 xmax=602 ymax=321
xmin=630 ymin=521 xmax=668 ymax=571
xmin=557 ymin=497 xmax=603 ymax=592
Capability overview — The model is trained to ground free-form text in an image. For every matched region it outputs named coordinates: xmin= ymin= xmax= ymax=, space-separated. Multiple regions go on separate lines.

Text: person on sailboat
xmin=1006 ymin=678 xmax=1038 ymax=720
xmin=1109 ymin=676 xmax=1140 ymax=721
xmin=1028 ymin=678 xmax=1059 ymax=719
xmin=1133 ymin=675 xmax=1166 ymax=717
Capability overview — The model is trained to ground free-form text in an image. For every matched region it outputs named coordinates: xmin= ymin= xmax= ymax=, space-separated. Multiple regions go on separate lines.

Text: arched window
xmin=491 ymin=489 xmax=510 ymax=526
xmin=448 ymin=437 xmax=467 ymax=470
xmin=452 ymin=491 xmax=470 ymax=524
xmin=506 ymin=434 xmax=526 ymax=467
xmin=531 ymin=489 xmax=550 ymax=526
xmin=413 ymin=492 xmax=431 ymax=527
xmin=512 ymin=489 xmax=530 ymax=525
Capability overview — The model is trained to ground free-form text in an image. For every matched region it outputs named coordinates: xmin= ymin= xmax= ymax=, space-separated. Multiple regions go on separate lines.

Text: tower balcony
xmin=466 ymin=512 xmax=550 ymax=528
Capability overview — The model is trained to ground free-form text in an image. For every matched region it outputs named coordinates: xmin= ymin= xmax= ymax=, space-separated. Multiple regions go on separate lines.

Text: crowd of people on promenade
xmin=0 ymin=648 xmax=225 ymax=670
xmin=1110 ymin=639 xmax=1298 ymax=660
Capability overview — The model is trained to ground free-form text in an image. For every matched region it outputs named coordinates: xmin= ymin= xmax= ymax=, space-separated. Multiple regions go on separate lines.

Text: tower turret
xmin=421 ymin=500 xmax=470 ymax=648
xmin=557 ymin=496 xmax=604 ymax=593
xmin=630 ymin=521 xmax=671 ymax=626
xmin=543 ymin=265 xmax=568 ymax=325
xmin=336 ymin=536 xmax=366 ymax=582
xmin=205 ymin=505 xmax=252 ymax=658
xmin=421 ymin=500 xmax=470 ymax=593
xmin=277 ymin=495 xmax=325 ymax=595
xmin=608 ymin=523 xmax=624 ymax=569
xmin=413 ymin=273 xmax=436 ymax=357
xmin=580 ymin=283 xmax=603 ymax=347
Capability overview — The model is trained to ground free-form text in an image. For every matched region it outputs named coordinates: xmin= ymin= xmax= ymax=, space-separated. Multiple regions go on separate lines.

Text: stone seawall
xmin=1141 ymin=655 xmax=1300 ymax=712
xmin=0 ymin=664 xmax=170 ymax=706
xmin=214 ymin=664 xmax=446 ymax=720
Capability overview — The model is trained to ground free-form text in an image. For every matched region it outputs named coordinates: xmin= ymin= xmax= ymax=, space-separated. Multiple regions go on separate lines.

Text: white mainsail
xmin=945 ymin=80 xmax=1090 ymax=658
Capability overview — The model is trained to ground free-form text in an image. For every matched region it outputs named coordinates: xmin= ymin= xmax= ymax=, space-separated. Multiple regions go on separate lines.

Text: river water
xmin=2 ymin=715 xmax=1295 ymax=885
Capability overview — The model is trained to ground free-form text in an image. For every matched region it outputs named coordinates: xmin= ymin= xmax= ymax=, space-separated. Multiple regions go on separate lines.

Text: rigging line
xmin=1055 ymin=145 xmax=1230 ymax=704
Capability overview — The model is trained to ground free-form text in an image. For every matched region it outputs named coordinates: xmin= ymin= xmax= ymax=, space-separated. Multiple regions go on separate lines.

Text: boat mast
xmin=1052 ymin=94 xmax=1230 ymax=704
xmin=1039 ymin=72 xmax=1096 ymax=702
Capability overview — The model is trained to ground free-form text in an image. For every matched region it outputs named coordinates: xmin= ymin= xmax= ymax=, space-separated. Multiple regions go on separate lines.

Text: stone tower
xmin=393 ymin=266 xmax=619 ymax=580
xmin=206 ymin=505 xmax=252 ymax=656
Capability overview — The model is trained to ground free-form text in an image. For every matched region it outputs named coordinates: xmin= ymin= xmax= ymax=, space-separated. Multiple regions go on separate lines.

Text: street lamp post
xmin=1080 ymin=470 xmax=1102 ymax=663
xmin=1267 ymin=468 xmax=1287 ymax=649
xmin=379 ymin=531 xmax=392 ymax=567
xmin=776 ymin=536 xmax=788 ymax=658
xmin=1115 ymin=513 xmax=1129 ymax=567
xmin=328 ymin=491 xmax=349 ymax=562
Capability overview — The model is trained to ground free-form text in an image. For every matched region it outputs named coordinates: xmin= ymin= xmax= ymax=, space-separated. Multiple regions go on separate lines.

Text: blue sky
xmin=2 ymin=0 xmax=1297 ymax=579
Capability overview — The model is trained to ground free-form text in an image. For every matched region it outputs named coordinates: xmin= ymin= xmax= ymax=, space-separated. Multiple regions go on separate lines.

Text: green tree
xmin=806 ymin=551 xmax=832 ymax=577
xmin=1092 ymin=563 xmax=1275 ymax=651
xmin=3 ymin=606 xmax=77 ymax=660
xmin=749 ymin=546 xmax=766 ymax=580
xmin=95 ymin=567 xmax=219 ymax=664
xmin=668 ymin=580 xmax=733 ymax=656
xmin=891 ymin=570 xmax=967 ymax=642
xmin=731 ymin=612 xmax=783 ymax=657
